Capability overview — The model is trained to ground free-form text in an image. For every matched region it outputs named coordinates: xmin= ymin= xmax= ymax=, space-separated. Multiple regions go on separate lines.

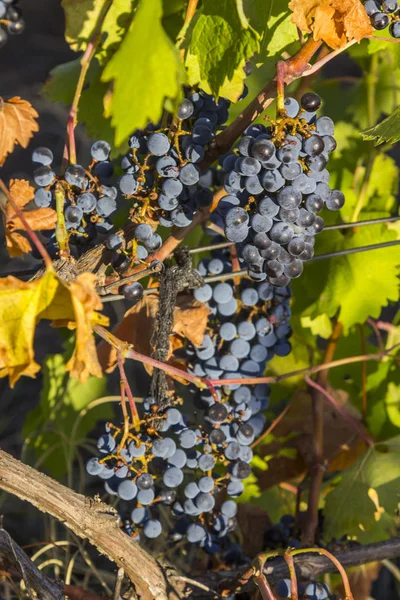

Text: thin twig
xmin=359 ymin=324 xmax=368 ymax=418
xmin=116 ymin=353 xmax=140 ymax=426
xmin=304 ymin=376 xmax=373 ymax=447
xmin=113 ymin=568 xmax=124 ymax=600
xmin=251 ymin=402 xmax=292 ymax=449
xmin=0 ymin=180 xmax=52 ymax=270
xmin=283 ymin=552 xmax=298 ymax=600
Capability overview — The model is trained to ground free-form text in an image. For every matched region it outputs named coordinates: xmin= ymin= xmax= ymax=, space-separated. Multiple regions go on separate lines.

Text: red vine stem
xmin=0 ymin=179 xmax=52 ymax=270
xmin=116 ymin=352 xmax=140 ymax=427
xmin=302 ymin=319 xmax=343 ymax=546
xmin=64 ymin=0 xmax=114 ymax=165
xmin=283 ymin=552 xmax=298 ymax=600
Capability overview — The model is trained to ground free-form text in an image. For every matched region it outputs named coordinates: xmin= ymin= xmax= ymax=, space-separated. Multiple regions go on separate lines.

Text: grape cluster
xmin=213 ymin=93 xmax=344 ymax=286
xmin=118 ymin=90 xmax=236 ymax=230
xmin=86 ymin=254 xmax=291 ymax=550
xmin=275 ymin=578 xmax=332 ymax=600
xmin=364 ymin=0 xmax=400 ymax=36
xmin=31 ymin=142 xmax=118 ymax=255
xmin=0 ymin=0 xmax=24 ymax=49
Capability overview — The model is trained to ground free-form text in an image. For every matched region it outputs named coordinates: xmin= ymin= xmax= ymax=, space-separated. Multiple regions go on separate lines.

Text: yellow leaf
xmin=4 ymin=180 xmax=57 ymax=257
xmin=0 ymin=98 xmax=39 ymax=165
xmin=289 ymin=0 xmax=373 ymax=49
xmin=0 ymin=270 xmax=108 ymax=387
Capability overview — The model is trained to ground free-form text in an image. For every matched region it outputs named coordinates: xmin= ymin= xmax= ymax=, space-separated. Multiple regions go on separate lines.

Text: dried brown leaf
xmin=4 ymin=180 xmax=57 ymax=257
xmin=0 ymin=97 xmax=39 ymax=165
xmin=289 ymin=0 xmax=373 ymax=49
xmin=97 ymin=293 xmax=210 ymax=375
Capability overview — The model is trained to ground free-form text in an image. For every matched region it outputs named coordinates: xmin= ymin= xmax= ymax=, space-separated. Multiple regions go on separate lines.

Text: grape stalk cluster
xmin=364 ymin=0 xmax=400 ymax=36
xmin=212 ymin=92 xmax=344 ymax=286
xmin=0 ymin=0 xmax=24 ymax=48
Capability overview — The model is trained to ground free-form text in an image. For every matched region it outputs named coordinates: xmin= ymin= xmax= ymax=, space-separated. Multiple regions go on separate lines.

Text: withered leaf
xmin=4 ymin=180 xmax=57 ymax=257
xmin=0 ymin=269 xmax=108 ymax=387
xmin=0 ymin=97 xmax=39 ymax=165
xmin=289 ymin=0 xmax=373 ymax=49
xmin=98 ymin=293 xmax=210 ymax=376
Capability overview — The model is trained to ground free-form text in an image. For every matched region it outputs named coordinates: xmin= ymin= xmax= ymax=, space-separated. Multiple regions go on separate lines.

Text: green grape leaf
xmin=324 ymin=437 xmax=400 ymax=542
xmin=361 ymin=105 xmax=400 ymax=146
xmin=183 ymin=0 xmax=260 ymax=101
xmin=102 ymin=0 xmax=183 ymax=146
xmin=262 ymin=0 xmax=298 ymax=58
xmin=23 ymin=353 xmax=111 ymax=479
xmin=43 ymin=59 xmax=128 ymax=154
xmin=293 ymin=225 xmax=400 ymax=336
xmin=62 ymin=0 xmax=134 ymax=62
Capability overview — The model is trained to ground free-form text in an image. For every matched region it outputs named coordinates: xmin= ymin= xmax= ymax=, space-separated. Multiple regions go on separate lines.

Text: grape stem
xmin=0 ymin=179 xmax=52 ymax=270
xmin=54 ymin=184 xmax=70 ymax=258
xmin=64 ymin=0 xmax=114 ymax=166
xmin=276 ymin=61 xmax=287 ymax=117
xmin=116 ymin=352 xmax=140 ymax=428
xmin=283 ymin=552 xmax=298 ymax=600
xmin=302 ymin=319 xmax=342 ymax=547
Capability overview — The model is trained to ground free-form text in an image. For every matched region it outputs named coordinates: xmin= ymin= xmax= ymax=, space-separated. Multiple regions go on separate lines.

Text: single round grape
xmin=65 ymin=205 xmax=83 ymax=225
xmin=128 ymin=441 xmax=146 ymax=457
xmin=305 ymin=154 xmax=327 ymax=172
xmin=209 ymin=428 xmax=226 ymax=444
xmin=137 ymin=488 xmax=155 ymax=505
xmin=261 ymin=169 xmax=285 ymax=192
xmin=221 ymin=500 xmax=237 ymax=518
xmin=230 ymin=338 xmax=250 ymax=359
xmin=326 ymin=189 xmax=345 ymax=210
xmin=192 ymin=125 xmax=213 ymax=145
xmin=194 ymin=284 xmax=213 ymax=303
xmin=220 ymin=322 xmax=237 ymax=341
xmin=137 ymin=473 xmax=153 ymax=490
xmin=224 ymin=441 xmax=241 ymax=460
xmin=77 ymin=192 xmax=97 ymax=213
xmin=143 ymin=519 xmax=162 ymax=539
xmin=179 ymin=163 xmax=200 ymax=185
xmin=276 ymin=579 xmax=292 ymax=598
xmin=305 ymin=193 xmax=324 ymax=213
xmin=278 ymin=207 xmax=300 ymax=223
xmin=283 ymin=97 xmax=300 ymax=118
xmin=264 ymin=259 xmax=284 ymax=278
xmin=301 ymin=92 xmax=321 ymax=112
xmin=389 ymin=20 xmax=400 ymax=37
xmin=382 ymin=0 xmax=398 ymax=12
xmin=208 ymin=258 xmax=224 ymax=274
xmin=199 ymin=476 xmax=214 ymax=493
xmin=250 ymin=344 xmax=268 ymax=363
xmin=288 ymin=237 xmax=306 ymax=256
xmin=86 ymin=457 xmax=103 ymax=475
xmin=270 ymin=222 xmax=294 ymax=244
xmin=242 ymin=244 xmax=261 ymax=263
xmin=307 ymin=215 xmax=324 ymax=234
xmin=162 ymin=177 xmax=183 ymax=198
xmin=251 ymin=213 xmax=273 ymax=233
xmin=277 ymin=186 xmax=302 ymax=209
xmin=121 ymin=282 xmax=144 ymax=304
xmin=364 ymin=0 xmax=380 ymax=15
xmin=253 ymin=232 xmax=272 ymax=251
xmin=195 ymin=492 xmax=215 ymax=512
xmin=178 ymin=98 xmax=194 ymax=119
xmin=163 ymin=466 xmax=184 ymax=488
xmin=145 ymin=233 xmax=162 ymax=251
xmin=131 ymin=507 xmax=148 ymax=524
xmin=322 ymin=135 xmax=337 ymax=153
xmin=280 ymin=161 xmax=302 ymax=180
xmin=65 ymin=164 xmax=86 ymax=188
xmin=34 ymin=188 xmax=52 ymax=208
xmin=277 ymin=145 xmax=299 ymax=164
xmin=302 ymin=134 xmax=325 ymax=156
xmin=97 ymin=196 xmax=117 ymax=217
xmin=184 ymin=481 xmax=200 ymax=499
xmin=156 ymin=156 xmax=179 ymax=177
xmin=241 ymin=287 xmax=259 ymax=306
xmin=34 ymin=165 xmax=55 ymax=187
xmin=219 ymin=354 xmax=239 ymax=371
xmin=111 ymin=253 xmax=130 ymax=273
xmin=296 ymin=208 xmax=316 ymax=227
xmin=207 ymin=403 xmax=228 ymax=423
xmin=198 ymin=454 xmax=216 ymax=471
xmin=245 ymin=175 xmax=264 ymax=195
xmin=316 ymin=116 xmax=335 ymax=136
xmin=147 ymin=132 xmax=170 ymax=156
xmin=225 ymin=206 xmax=249 ymax=228
xmin=134 ymin=223 xmax=153 ymax=242
xmin=91 ymin=140 xmax=111 ymax=161
xmin=187 ymin=523 xmax=207 ymax=543
xmin=259 ymin=196 xmax=280 ymax=217
xmin=117 ymin=479 xmax=138 ymax=501
xmin=185 ymin=144 xmax=205 ymax=163
xmin=237 ymin=320 xmax=256 ymax=341
xmin=32 ymin=147 xmax=53 ymax=166
xmin=232 ymin=460 xmax=252 ymax=479
xmin=179 ymin=429 xmax=197 ymax=448
xmin=168 ymin=449 xmax=187 ymax=468
xmin=250 ymin=139 xmax=275 ymax=161
xmin=284 ymin=259 xmax=304 ymax=279
xmin=8 ymin=19 xmax=24 ymax=34
xmin=293 ymin=173 xmax=317 ymax=194
xmin=213 ymin=282 xmax=233 ymax=304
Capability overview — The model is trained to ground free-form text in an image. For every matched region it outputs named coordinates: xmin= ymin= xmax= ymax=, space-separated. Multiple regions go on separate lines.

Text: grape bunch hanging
xmin=364 ymin=0 xmax=400 ymax=36
xmin=213 ymin=92 xmax=344 ymax=287
xmin=117 ymin=90 xmax=238 ymax=229
xmin=0 ymin=0 xmax=24 ymax=48
xmin=86 ymin=253 xmax=291 ymax=551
